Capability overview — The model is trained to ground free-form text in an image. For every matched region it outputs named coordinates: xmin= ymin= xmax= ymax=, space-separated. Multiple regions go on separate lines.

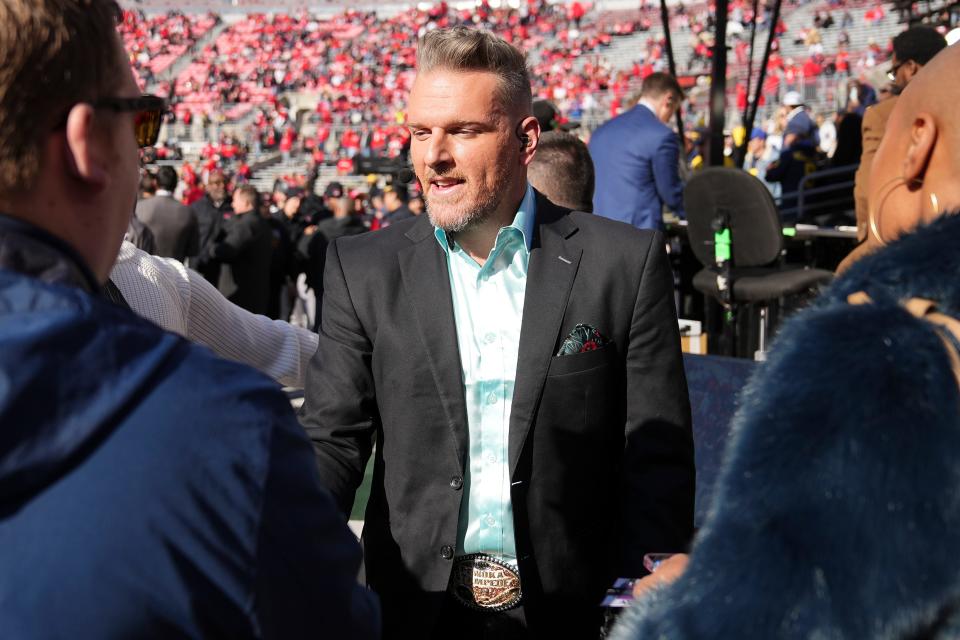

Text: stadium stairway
xmin=250 ymin=159 xmax=310 ymax=194
xmin=145 ymin=15 xmax=237 ymax=95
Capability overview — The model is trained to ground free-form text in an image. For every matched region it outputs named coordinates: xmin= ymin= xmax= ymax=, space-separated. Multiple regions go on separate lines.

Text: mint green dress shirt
xmin=433 ymin=185 xmax=536 ymax=566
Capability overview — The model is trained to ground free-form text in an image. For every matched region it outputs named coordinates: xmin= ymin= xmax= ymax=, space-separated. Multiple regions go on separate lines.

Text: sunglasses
xmin=886 ymin=60 xmax=906 ymax=82
xmin=94 ymin=95 xmax=166 ymax=147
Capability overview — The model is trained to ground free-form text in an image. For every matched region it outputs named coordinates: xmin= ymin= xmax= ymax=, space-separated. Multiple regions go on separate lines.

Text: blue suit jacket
xmin=590 ymin=104 xmax=684 ymax=230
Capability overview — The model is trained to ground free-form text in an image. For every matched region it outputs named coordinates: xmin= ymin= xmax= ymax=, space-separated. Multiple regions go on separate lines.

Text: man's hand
xmin=632 ymin=553 xmax=689 ymax=599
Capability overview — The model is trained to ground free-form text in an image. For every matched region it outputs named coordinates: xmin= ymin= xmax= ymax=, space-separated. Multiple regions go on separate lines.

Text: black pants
xmin=434 ymin=595 xmax=528 ymax=640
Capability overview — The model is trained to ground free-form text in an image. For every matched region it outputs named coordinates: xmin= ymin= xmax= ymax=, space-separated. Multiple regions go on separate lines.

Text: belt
xmin=447 ymin=553 xmax=523 ymax=612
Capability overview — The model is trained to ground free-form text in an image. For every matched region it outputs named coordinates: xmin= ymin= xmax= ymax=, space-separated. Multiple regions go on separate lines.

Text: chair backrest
xmin=684 ymin=167 xmax=784 ymax=268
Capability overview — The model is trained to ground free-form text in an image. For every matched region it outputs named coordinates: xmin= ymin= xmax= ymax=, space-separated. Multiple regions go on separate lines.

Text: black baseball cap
xmin=533 ymin=100 xmax=579 ymax=132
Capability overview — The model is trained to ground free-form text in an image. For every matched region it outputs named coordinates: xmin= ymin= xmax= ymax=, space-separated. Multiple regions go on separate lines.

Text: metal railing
xmin=777 ymin=163 xmax=858 ymax=223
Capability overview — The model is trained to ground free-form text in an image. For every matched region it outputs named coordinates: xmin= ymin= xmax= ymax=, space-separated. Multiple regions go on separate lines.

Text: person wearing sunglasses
xmin=0 ymin=2 xmax=378 ymax=638
xmin=97 ymin=94 xmax=166 ymax=147
xmin=848 ymin=25 xmax=946 ymax=268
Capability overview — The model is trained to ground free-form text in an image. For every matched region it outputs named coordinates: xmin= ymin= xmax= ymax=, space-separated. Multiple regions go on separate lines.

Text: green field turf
xmin=350 ymin=457 xmax=374 ymax=521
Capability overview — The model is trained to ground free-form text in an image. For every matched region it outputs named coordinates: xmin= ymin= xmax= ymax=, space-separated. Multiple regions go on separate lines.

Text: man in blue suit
xmin=590 ymin=73 xmax=685 ymax=230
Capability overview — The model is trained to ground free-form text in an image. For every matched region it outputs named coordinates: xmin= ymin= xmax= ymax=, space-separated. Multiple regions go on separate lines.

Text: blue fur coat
xmin=613 ymin=212 xmax=960 ymax=639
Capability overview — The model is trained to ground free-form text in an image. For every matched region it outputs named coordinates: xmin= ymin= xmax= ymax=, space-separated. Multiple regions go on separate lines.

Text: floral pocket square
xmin=556 ymin=323 xmax=611 ymax=356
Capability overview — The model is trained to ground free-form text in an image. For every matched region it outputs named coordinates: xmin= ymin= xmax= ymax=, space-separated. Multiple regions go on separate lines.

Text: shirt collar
xmin=637 ymin=100 xmax=658 ymax=117
xmin=434 ymin=183 xmax=537 ymax=254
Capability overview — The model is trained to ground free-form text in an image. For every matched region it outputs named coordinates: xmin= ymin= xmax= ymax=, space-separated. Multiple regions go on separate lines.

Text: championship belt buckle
xmin=448 ymin=553 xmax=523 ymax=612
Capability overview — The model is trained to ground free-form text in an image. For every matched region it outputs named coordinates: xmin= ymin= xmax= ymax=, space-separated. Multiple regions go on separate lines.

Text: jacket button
xmin=450 ymin=475 xmax=463 ymax=490
xmin=440 ymin=545 xmax=455 ymax=560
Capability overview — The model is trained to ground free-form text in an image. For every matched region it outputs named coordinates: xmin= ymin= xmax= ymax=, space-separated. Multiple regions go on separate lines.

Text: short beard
xmin=424 ymin=176 xmax=510 ymax=235
xmin=426 ymin=199 xmax=494 ymax=234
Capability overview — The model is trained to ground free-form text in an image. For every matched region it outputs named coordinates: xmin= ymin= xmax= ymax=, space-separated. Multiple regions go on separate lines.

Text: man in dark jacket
xmin=135 ymin=164 xmax=199 ymax=261
xmin=189 ymin=168 xmax=232 ymax=284
xmin=214 ymin=184 xmax=274 ymax=315
xmin=301 ymin=27 xmax=692 ymax=638
xmin=0 ymin=3 xmax=377 ymax=637
xmin=380 ymin=184 xmax=414 ymax=227
xmin=300 ymin=195 xmax=367 ymax=330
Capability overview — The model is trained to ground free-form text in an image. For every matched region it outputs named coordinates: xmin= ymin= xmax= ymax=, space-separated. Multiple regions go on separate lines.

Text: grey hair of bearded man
xmin=416 ymin=26 xmax=533 ymax=116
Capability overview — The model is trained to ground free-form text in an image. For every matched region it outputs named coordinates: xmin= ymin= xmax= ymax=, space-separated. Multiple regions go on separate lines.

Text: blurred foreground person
xmin=613 ymin=43 xmax=960 ymax=640
xmin=0 ymin=3 xmax=376 ymax=637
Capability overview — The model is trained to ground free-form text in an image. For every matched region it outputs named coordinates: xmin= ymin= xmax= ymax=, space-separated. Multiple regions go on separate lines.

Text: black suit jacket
xmin=189 ymin=194 xmax=232 ymax=284
xmin=213 ymin=212 xmax=273 ymax=315
xmin=300 ymin=193 xmax=694 ymax=637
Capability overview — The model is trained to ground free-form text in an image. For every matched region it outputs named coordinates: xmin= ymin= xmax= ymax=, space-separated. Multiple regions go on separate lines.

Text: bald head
xmin=867 ymin=44 xmax=960 ymax=245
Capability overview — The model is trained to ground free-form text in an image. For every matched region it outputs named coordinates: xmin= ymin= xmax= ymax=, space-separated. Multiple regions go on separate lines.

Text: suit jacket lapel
xmin=509 ymin=196 xmax=581 ymax=475
xmin=398 ymin=216 xmax=470 ymax=468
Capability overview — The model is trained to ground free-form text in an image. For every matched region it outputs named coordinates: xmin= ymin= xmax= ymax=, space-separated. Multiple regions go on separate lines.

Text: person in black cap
xmin=300 ymin=194 xmax=367 ymax=330
xmin=532 ymin=99 xmax=580 ymax=132
xmin=324 ymin=181 xmax=345 ymax=200
xmin=380 ymin=184 xmax=414 ymax=227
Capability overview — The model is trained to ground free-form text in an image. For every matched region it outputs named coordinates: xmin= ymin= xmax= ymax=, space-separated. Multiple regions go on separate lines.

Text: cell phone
xmin=643 ymin=552 xmax=676 ymax=573
xmin=599 ymin=577 xmax=637 ymax=608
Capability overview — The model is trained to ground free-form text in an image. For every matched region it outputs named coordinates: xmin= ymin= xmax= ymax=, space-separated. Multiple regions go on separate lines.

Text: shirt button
xmin=486 ymin=392 xmax=497 ymax=405
xmin=483 ymin=332 xmax=496 ymax=344
xmin=487 ymin=454 xmax=497 ymax=464
xmin=450 ymin=475 xmax=463 ymax=490
xmin=440 ymin=545 xmax=455 ymax=560
xmin=485 ymin=515 xmax=497 ymax=527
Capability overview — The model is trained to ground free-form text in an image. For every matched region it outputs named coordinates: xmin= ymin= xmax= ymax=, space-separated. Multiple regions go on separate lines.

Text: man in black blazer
xmin=213 ymin=185 xmax=273 ymax=315
xmin=189 ymin=169 xmax=232 ymax=285
xmin=300 ymin=26 xmax=694 ymax=639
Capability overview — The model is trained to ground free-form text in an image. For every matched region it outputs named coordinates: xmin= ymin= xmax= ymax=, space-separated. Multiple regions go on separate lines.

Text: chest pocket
xmin=547 ymin=345 xmax=616 ymax=377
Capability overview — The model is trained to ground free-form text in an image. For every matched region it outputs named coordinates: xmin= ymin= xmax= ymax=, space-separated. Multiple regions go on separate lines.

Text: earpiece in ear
xmin=515 ymin=120 xmax=531 ymax=149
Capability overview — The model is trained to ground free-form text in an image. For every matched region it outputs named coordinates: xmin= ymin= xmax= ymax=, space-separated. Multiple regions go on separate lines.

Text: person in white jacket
xmin=110 ymin=240 xmax=318 ymax=388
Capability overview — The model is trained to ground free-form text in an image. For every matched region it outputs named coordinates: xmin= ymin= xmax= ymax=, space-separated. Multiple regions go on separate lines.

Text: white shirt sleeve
xmin=111 ymin=241 xmax=319 ymax=388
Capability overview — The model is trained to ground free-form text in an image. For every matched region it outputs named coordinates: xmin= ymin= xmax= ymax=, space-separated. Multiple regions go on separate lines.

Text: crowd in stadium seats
xmin=120 ymin=9 xmax=219 ymax=85
xmin=128 ymin=0 xmax=902 ymax=185
xmin=143 ymin=2 xmax=635 ymax=162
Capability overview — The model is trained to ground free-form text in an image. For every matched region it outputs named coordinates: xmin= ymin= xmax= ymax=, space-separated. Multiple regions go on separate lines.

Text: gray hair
xmin=416 ymin=26 xmax=532 ymax=114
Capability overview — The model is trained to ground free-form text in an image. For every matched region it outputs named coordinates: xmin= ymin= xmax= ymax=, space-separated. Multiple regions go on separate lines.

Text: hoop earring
xmin=930 ymin=192 xmax=941 ymax=218
xmin=868 ymin=175 xmax=923 ymax=246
